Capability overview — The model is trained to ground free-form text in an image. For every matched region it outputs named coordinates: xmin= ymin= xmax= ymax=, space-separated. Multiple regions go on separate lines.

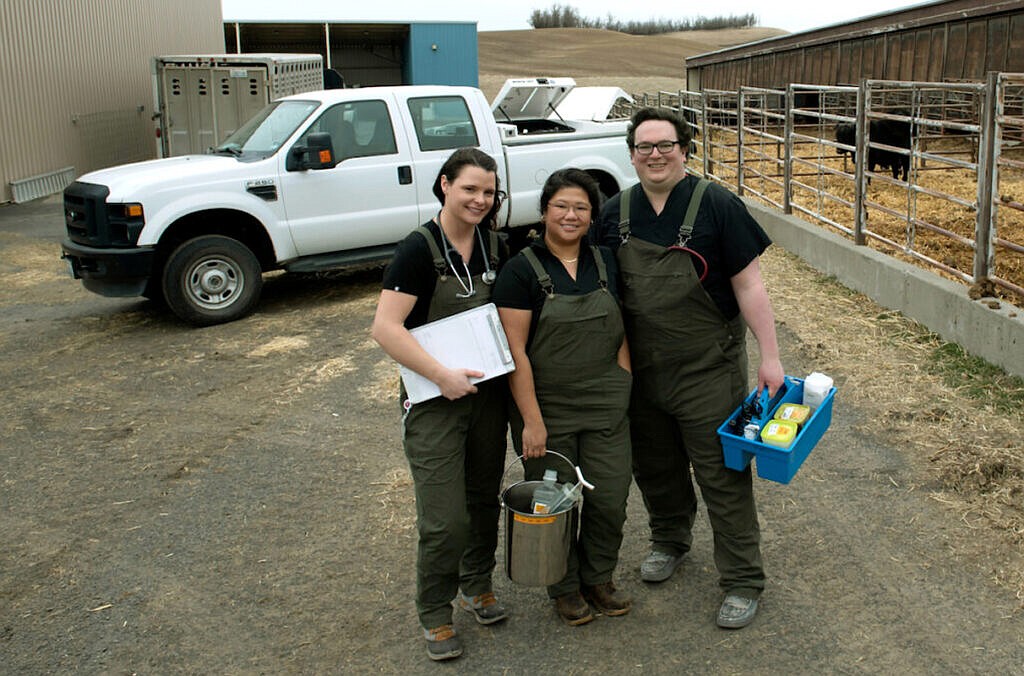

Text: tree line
xmin=529 ymin=3 xmax=758 ymax=34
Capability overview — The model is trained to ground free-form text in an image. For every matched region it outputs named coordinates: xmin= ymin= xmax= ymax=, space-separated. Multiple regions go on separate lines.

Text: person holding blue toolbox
xmin=592 ymin=107 xmax=784 ymax=629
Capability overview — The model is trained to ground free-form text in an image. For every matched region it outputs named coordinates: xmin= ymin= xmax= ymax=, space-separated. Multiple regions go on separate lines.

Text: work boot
xmin=582 ymin=582 xmax=631 ymax=616
xmin=640 ymin=550 xmax=684 ymax=583
xmin=554 ymin=591 xmax=594 ymax=626
xmin=423 ymin=624 xmax=462 ymax=661
xmin=458 ymin=591 xmax=509 ymax=625
xmin=716 ymin=595 xmax=758 ymax=629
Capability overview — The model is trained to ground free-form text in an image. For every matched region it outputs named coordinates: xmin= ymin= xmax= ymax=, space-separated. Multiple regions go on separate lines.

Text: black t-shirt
xmin=591 ymin=175 xmax=771 ymax=319
xmin=491 ymin=239 xmax=621 ymax=348
xmin=381 ymin=220 xmax=508 ymax=329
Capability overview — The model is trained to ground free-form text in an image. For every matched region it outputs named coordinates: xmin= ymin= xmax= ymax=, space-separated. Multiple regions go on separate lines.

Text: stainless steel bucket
xmin=499 ymin=451 xmax=593 ymax=587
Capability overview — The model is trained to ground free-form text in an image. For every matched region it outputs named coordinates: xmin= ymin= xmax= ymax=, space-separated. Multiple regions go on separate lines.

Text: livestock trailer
xmin=152 ymin=53 xmax=323 ymax=157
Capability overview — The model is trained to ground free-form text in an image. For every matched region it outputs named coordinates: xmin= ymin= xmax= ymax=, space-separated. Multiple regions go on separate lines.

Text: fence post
xmin=853 ymin=81 xmax=867 ymax=245
xmin=783 ymin=85 xmax=793 ymax=215
xmin=737 ymin=88 xmax=745 ymax=195
xmin=974 ymin=71 xmax=998 ymax=285
xmin=701 ymin=92 xmax=710 ymax=178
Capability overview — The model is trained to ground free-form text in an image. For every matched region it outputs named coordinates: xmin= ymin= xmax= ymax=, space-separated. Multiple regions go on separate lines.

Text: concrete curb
xmin=744 ymin=199 xmax=1024 ymax=379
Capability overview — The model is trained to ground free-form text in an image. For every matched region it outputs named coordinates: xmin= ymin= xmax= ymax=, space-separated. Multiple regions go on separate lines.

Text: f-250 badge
xmin=245 ymin=179 xmax=278 ymax=201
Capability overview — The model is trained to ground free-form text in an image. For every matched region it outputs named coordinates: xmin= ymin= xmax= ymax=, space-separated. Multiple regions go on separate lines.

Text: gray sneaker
xmin=424 ymin=624 xmax=462 ymax=661
xmin=640 ymin=550 xmax=684 ymax=582
xmin=717 ymin=595 xmax=758 ymax=629
xmin=458 ymin=591 xmax=508 ymax=625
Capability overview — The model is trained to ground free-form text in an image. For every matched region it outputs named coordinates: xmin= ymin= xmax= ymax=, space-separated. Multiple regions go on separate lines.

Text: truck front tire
xmin=162 ymin=235 xmax=263 ymax=326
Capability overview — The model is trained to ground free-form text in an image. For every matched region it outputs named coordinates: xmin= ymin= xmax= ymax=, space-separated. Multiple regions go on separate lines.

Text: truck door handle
xmin=397 ymin=165 xmax=412 ymax=185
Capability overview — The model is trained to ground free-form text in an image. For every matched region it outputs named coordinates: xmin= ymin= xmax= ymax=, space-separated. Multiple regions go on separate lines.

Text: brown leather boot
xmin=554 ymin=591 xmax=594 ymax=626
xmin=582 ymin=582 xmax=632 ymax=616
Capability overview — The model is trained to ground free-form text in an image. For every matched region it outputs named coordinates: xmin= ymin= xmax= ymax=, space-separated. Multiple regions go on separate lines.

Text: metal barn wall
xmin=685 ymin=0 xmax=1024 ymax=91
xmin=405 ymin=23 xmax=478 ymax=87
xmin=0 ymin=0 xmax=224 ymax=204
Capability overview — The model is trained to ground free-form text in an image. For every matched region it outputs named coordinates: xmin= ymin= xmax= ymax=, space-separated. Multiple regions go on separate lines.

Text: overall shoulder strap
xmin=414 ymin=226 xmax=446 ymax=275
xmin=590 ymin=246 xmax=608 ymax=288
xmin=521 ymin=247 xmax=554 ymax=297
xmin=677 ymin=178 xmax=711 ymax=242
xmin=617 ymin=184 xmax=639 ymax=237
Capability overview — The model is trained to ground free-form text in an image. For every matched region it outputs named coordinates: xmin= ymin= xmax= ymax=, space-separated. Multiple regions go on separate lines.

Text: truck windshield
xmin=213 ymin=101 xmax=319 ymax=159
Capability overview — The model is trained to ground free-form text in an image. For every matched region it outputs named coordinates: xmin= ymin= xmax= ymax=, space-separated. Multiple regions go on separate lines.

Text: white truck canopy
xmin=547 ymin=86 xmax=634 ymax=122
xmin=490 ymin=77 xmax=576 ymax=121
xmin=490 ymin=77 xmax=633 ymax=122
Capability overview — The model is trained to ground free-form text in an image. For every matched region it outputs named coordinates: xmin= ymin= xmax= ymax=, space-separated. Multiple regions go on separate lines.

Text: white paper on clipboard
xmin=399 ymin=303 xmax=515 ymax=404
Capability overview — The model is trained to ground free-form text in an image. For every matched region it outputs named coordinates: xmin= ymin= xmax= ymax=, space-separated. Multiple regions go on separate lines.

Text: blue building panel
xmin=405 ymin=23 xmax=478 ymax=87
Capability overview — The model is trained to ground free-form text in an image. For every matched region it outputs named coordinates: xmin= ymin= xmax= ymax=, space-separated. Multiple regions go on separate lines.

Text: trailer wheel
xmin=162 ymin=235 xmax=263 ymax=326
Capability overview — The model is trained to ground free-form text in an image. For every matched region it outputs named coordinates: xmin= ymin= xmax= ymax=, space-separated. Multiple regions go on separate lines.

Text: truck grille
xmin=63 ymin=182 xmax=144 ymax=247
xmin=64 ymin=182 xmax=109 ymax=244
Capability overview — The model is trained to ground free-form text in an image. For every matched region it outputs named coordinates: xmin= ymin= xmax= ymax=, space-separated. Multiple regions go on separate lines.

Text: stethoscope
xmin=667 ymin=233 xmax=710 ymax=283
xmin=436 ymin=212 xmax=496 ymax=298
xmin=620 ymin=215 xmax=709 ymax=283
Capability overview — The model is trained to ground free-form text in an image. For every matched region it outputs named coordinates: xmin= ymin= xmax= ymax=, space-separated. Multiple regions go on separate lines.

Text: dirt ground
xmin=3 ymin=27 xmax=1024 ymax=674
xmin=3 ymin=196 xmax=1024 ymax=674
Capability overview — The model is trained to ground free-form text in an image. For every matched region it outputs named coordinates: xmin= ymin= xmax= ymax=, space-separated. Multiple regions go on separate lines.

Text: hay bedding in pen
xmin=736 ymin=133 xmax=1024 ymax=301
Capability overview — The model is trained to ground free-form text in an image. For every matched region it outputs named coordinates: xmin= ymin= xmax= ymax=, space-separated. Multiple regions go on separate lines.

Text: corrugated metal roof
xmin=686 ymin=0 xmax=1024 ymax=66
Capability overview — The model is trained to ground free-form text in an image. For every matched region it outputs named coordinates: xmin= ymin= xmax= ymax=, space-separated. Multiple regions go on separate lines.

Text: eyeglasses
xmin=547 ymin=202 xmax=592 ymax=215
xmin=632 ymin=141 xmax=681 ymax=156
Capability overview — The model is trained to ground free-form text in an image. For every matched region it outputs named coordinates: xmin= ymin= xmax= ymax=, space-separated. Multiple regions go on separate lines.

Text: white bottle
xmin=531 ymin=469 xmax=561 ymax=514
xmin=803 ymin=372 xmax=834 ymax=411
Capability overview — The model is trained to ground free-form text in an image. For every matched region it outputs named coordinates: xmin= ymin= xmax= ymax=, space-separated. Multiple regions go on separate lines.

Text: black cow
xmin=834 ymin=119 xmax=911 ymax=181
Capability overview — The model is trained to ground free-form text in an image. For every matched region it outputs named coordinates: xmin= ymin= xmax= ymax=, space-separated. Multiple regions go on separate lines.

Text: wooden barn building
xmin=685 ymin=0 xmax=1024 ymax=91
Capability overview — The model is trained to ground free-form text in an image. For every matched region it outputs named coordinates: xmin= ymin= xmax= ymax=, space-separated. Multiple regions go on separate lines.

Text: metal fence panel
xmin=615 ymin=74 xmax=1024 ymax=306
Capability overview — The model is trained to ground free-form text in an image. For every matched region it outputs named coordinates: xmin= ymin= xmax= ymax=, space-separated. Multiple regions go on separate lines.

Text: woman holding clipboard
xmin=371 ymin=148 xmax=510 ymax=662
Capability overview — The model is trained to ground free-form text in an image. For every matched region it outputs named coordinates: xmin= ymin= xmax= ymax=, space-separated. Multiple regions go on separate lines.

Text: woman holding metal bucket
xmin=371 ymin=147 xmax=510 ymax=662
xmin=493 ymin=168 xmax=633 ymax=625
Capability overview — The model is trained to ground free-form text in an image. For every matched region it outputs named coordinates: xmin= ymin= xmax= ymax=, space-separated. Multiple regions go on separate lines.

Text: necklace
xmin=558 ymin=256 xmax=578 ymax=264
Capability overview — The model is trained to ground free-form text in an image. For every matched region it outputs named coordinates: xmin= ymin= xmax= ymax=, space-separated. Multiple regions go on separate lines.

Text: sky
xmin=221 ymin=0 xmax=930 ymax=34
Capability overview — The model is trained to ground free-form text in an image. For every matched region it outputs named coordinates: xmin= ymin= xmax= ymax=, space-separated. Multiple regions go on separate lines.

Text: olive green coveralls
xmin=515 ymin=246 xmax=632 ymax=599
xmin=617 ymin=183 xmax=765 ymax=599
xmin=402 ymin=227 xmax=509 ymax=629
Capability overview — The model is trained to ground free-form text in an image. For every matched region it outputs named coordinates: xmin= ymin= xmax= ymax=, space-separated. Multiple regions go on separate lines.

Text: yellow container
xmin=760 ymin=419 xmax=798 ymax=448
xmin=775 ymin=403 xmax=811 ymax=427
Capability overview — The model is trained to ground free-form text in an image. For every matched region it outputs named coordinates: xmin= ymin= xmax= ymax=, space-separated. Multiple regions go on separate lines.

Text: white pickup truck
xmin=61 ymin=79 xmax=636 ymax=325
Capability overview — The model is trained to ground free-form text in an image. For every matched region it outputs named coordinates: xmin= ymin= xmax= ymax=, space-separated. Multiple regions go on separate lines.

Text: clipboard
xmin=399 ymin=302 xmax=515 ymax=404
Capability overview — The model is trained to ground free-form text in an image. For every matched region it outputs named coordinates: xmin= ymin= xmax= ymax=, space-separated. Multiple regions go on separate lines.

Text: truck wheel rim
xmin=187 ymin=257 xmax=241 ymax=310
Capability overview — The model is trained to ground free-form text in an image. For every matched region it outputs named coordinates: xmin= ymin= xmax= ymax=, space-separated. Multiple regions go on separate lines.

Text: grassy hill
xmin=477 ymin=27 xmax=787 ymax=99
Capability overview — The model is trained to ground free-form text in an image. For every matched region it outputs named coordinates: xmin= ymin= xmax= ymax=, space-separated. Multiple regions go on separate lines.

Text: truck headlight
xmin=106 ymin=203 xmax=146 ymax=244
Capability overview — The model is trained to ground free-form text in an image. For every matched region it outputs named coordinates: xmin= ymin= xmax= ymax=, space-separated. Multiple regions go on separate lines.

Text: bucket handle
xmin=498 ymin=450 xmax=595 ymax=503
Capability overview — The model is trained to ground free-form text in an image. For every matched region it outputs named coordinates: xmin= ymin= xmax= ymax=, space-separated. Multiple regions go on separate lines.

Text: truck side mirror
xmin=286 ymin=132 xmax=338 ymax=171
